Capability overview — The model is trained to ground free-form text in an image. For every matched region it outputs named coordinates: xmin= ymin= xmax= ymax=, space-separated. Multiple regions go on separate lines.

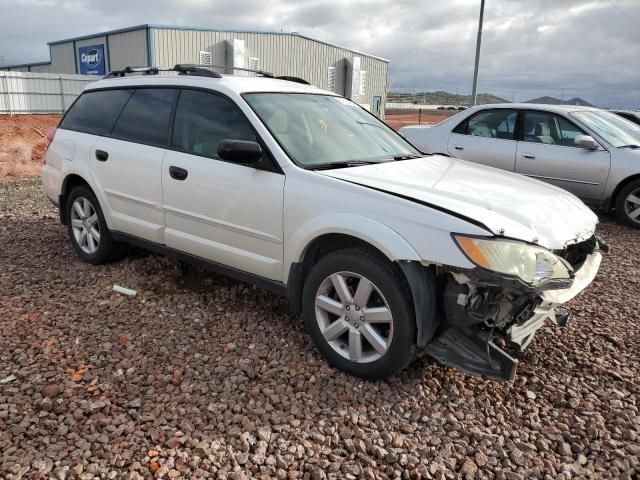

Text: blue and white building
xmin=1 ymin=24 xmax=389 ymax=110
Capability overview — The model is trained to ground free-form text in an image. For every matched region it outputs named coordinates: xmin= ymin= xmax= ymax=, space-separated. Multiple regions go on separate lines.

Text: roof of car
xmin=472 ymin=103 xmax=602 ymax=113
xmin=84 ymin=73 xmax=333 ymax=96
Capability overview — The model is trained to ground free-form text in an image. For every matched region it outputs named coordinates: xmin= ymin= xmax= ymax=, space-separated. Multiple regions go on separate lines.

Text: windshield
xmin=243 ymin=93 xmax=420 ymax=167
xmin=571 ymin=110 xmax=640 ymax=148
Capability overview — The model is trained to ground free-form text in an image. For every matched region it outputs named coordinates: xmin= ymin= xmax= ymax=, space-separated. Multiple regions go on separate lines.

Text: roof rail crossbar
xmin=201 ymin=64 xmax=274 ymax=78
xmin=104 ymin=64 xmax=222 ymax=79
xmin=173 ymin=64 xmax=222 ymax=78
xmin=275 ymin=75 xmax=310 ymax=85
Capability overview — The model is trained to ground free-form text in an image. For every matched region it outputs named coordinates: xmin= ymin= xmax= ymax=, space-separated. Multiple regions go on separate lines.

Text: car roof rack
xmin=275 ymin=75 xmax=310 ymax=85
xmin=104 ymin=64 xmax=222 ymax=79
xmin=104 ymin=64 xmax=310 ymax=85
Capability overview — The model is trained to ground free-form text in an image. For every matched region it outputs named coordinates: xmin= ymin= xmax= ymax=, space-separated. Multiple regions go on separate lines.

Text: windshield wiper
xmin=309 ymin=160 xmax=381 ymax=170
xmin=619 ymin=144 xmax=640 ymax=149
xmin=393 ymin=154 xmax=423 ymax=160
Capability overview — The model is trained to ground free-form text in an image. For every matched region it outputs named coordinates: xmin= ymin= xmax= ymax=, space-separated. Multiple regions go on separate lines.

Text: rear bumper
xmin=41 ymin=164 xmax=62 ymax=207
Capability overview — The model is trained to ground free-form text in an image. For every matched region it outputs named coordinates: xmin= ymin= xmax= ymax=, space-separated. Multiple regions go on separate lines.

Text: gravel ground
xmin=1 ymin=177 xmax=638 ymax=480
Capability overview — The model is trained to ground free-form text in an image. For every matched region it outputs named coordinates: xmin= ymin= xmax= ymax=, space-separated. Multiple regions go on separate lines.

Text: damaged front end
xmin=425 ymin=234 xmax=605 ymax=381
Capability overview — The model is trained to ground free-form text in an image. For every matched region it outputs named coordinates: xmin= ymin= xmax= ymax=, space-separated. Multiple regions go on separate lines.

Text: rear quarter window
xmin=60 ymin=89 xmax=132 ymax=135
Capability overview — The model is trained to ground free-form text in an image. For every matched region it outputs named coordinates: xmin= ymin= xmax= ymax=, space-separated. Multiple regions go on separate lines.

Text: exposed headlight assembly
xmin=454 ymin=235 xmax=572 ymax=287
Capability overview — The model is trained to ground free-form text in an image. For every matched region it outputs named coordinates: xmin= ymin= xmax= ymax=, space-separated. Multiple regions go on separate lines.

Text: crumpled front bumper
xmin=426 ymin=247 xmax=603 ymax=381
xmin=506 ymin=251 xmax=602 ymax=350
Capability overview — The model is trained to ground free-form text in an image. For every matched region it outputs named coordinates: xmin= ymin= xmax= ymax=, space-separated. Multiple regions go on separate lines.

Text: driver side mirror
xmin=217 ymin=140 xmax=262 ymax=164
xmin=575 ymin=135 xmax=599 ymax=150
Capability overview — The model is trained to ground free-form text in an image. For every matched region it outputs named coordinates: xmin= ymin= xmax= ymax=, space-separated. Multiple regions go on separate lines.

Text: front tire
xmin=302 ymin=247 xmax=416 ymax=380
xmin=615 ymin=179 xmax=640 ymax=228
xmin=66 ymin=186 xmax=125 ymax=264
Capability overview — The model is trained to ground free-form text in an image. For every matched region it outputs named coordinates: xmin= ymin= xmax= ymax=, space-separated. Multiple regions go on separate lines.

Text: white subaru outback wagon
xmin=42 ymin=65 xmax=605 ymax=381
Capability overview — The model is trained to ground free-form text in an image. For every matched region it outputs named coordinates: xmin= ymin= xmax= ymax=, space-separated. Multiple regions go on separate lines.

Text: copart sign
xmin=79 ymin=44 xmax=105 ymax=75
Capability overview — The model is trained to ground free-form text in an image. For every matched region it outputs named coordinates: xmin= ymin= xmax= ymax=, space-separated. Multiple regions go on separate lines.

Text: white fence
xmin=0 ymin=71 xmax=96 ymax=114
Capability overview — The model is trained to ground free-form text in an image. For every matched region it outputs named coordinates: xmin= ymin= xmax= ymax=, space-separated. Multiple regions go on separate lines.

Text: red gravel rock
xmin=0 ymin=177 xmax=639 ymax=479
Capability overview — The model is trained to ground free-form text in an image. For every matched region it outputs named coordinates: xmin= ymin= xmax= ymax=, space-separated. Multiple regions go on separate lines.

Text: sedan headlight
xmin=454 ymin=235 xmax=572 ymax=286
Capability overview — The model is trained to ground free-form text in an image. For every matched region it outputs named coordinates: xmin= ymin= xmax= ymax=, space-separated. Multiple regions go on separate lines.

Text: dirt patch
xmin=0 ymin=115 xmax=61 ymax=178
xmin=385 ymin=109 xmax=458 ymax=131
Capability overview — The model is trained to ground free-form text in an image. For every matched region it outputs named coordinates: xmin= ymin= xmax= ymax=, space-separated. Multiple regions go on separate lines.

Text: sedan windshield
xmin=243 ymin=93 xmax=421 ymax=167
xmin=571 ymin=110 xmax=640 ymax=148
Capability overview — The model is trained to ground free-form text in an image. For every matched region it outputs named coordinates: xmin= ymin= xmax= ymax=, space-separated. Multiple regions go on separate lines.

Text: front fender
xmin=285 ymin=213 xmax=421 ymax=276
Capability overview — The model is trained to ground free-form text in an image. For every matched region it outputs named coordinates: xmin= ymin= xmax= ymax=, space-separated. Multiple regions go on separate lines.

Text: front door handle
xmin=169 ymin=166 xmax=188 ymax=181
xmin=522 ymin=153 xmax=536 ymax=159
xmin=454 ymin=145 xmax=464 ymax=151
xmin=95 ymin=149 xmax=109 ymax=162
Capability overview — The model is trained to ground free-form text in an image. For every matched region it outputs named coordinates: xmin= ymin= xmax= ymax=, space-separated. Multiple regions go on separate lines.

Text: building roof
xmin=45 ymin=24 xmax=389 ymax=63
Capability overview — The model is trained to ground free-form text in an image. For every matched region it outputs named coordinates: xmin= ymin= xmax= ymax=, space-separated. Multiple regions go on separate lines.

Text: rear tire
xmin=302 ymin=247 xmax=417 ymax=380
xmin=66 ymin=186 xmax=126 ymax=264
xmin=615 ymin=179 xmax=640 ymax=228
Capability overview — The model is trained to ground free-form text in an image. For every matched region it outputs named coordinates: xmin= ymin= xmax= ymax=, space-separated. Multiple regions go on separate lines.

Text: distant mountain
xmin=388 ymin=90 xmax=508 ymax=106
xmin=388 ymin=91 xmax=596 ymax=108
xmin=525 ymin=96 xmax=594 ymax=107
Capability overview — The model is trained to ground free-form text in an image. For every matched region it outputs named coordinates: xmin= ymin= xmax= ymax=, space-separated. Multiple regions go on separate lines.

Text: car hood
xmin=321 ymin=156 xmax=598 ymax=250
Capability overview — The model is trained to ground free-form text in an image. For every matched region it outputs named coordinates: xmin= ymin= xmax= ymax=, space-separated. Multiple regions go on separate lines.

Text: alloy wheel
xmin=314 ymin=271 xmax=394 ymax=363
xmin=624 ymin=188 xmax=640 ymax=224
xmin=70 ymin=197 xmax=100 ymax=254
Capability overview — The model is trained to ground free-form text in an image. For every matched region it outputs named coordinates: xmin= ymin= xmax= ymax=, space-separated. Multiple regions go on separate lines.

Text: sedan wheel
xmin=70 ymin=197 xmax=101 ymax=254
xmin=624 ymin=188 xmax=640 ymax=224
xmin=616 ymin=179 xmax=640 ymax=228
xmin=315 ymin=271 xmax=394 ymax=363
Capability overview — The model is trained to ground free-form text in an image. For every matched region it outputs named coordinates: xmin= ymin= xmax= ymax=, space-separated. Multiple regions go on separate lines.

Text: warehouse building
xmin=1 ymin=24 xmax=388 ymax=111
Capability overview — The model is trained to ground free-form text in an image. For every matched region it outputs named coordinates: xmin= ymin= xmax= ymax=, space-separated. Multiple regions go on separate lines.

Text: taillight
xmin=44 ymin=127 xmax=56 ymax=151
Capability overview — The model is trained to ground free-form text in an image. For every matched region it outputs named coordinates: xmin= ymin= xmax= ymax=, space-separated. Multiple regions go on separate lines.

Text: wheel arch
xmin=285 ymin=217 xmax=439 ymax=346
xmin=608 ymin=173 xmax=640 ymax=210
xmin=59 ymin=173 xmax=112 ymax=228
xmin=286 ymin=230 xmax=438 ymax=349
xmin=59 ymin=174 xmax=92 ymax=225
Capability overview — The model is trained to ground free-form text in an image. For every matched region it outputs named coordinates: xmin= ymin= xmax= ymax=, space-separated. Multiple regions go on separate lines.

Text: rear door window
xmin=60 ymin=89 xmax=132 ymax=135
xmin=453 ymin=109 xmax=517 ymax=139
xmin=111 ymin=89 xmax=177 ymax=146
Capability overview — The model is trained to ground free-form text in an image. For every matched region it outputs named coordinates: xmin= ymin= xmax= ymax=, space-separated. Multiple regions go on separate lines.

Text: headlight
xmin=454 ymin=235 xmax=572 ymax=286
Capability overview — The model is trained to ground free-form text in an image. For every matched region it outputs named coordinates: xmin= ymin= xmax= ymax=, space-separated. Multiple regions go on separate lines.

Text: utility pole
xmin=471 ymin=0 xmax=485 ymax=106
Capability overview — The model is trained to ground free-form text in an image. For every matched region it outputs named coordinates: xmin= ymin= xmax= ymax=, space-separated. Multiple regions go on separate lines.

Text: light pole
xmin=471 ymin=0 xmax=485 ymax=106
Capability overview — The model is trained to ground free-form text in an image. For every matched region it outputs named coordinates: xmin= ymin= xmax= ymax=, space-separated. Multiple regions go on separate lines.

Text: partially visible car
xmin=611 ymin=109 xmax=640 ymax=126
xmin=400 ymin=103 xmax=640 ymax=227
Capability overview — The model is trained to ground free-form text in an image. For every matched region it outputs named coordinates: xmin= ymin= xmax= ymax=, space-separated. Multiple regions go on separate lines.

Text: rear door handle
xmin=454 ymin=145 xmax=464 ymax=151
xmin=95 ymin=149 xmax=109 ymax=161
xmin=522 ymin=153 xmax=536 ymax=159
xmin=169 ymin=166 xmax=188 ymax=181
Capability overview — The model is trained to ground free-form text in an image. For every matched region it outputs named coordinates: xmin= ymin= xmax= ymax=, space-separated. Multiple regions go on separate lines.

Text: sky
xmin=1 ymin=0 xmax=638 ymax=108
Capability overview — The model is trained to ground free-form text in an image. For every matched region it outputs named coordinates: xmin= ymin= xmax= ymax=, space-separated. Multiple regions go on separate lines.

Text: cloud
xmin=0 ymin=0 xmax=638 ymax=107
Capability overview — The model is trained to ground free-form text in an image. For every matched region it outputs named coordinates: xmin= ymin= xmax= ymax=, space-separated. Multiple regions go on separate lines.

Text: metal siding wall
xmin=31 ymin=64 xmax=52 ymax=73
xmin=50 ymin=43 xmax=76 ymax=73
xmin=108 ymin=29 xmax=148 ymax=70
xmin=75 ymin=35 xmax=107 ymax=73
xmin=149 ymin=28 xmax=388 ymax=103
xmin=0 ymin=71 xmax=94 ymax=114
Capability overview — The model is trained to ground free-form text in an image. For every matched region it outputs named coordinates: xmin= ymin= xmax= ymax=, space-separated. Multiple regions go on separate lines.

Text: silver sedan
xmin=400 ymin=103 xmax=640 ymax=227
